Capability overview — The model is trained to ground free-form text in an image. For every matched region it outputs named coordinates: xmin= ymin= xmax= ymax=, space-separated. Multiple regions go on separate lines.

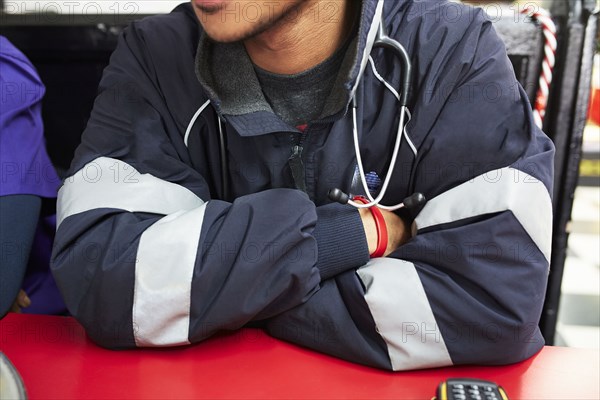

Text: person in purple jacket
xmin=0 ymin=35 xmax=67 ymax=317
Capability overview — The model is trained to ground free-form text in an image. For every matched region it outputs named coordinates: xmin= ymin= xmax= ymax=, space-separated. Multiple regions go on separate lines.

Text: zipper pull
xmin=288 ymin=145 xmax=307 ymax=193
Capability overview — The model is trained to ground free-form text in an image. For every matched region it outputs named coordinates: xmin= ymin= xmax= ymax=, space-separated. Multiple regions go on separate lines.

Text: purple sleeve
xmin=0 ymin=36 xmax=60 ymax=198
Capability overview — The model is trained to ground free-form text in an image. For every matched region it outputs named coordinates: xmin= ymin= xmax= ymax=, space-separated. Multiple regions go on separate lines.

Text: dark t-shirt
xmin=253 ymin=38 xmax=351 ymax=127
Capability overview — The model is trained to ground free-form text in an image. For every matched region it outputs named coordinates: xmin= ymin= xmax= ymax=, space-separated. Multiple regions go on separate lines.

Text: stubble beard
xmin=197 ymin=1 xmax=305 ymax=44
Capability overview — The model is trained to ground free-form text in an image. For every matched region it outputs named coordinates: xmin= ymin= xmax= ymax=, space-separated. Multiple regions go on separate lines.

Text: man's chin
xmin=199 ymin=17 xmax=277 ymax=44
xmin=194 ymin=11 xmax=261 ymax=43
xmin=201 ymin=26 xmax=253 ymax=43
xmin=193 ymin=0 xmax=303 ymax=44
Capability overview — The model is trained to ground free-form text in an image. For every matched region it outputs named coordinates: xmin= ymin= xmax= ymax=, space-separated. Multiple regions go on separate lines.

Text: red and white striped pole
xmin=521 ymin=5 xmax=557 ymax=129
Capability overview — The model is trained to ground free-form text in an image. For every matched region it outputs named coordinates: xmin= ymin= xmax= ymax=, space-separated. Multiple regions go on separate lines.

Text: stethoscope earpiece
xmin=329 ymin=188 xmax=426 ymax=211
xmin=402 ymin=193 xmax=426 ymax=210
xmin=328 ymin=188 xmax=350 ymax=205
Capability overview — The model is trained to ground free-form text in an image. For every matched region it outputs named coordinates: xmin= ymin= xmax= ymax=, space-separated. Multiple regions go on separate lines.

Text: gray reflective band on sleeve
xmin=57 ymin=157 xmax=204 ymax=227
xmin=413 ymin=167 xmax=552 ymax=262
xmin=133 ymin=205 xmax=207 ymax=346
xmin=357 ymin=258 xmax=452 ymax=370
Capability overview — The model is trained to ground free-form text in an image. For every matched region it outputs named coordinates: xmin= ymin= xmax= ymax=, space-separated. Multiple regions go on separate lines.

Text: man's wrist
xmin=359 ymin=207 xmax=377 ymax=254
xmin=355 ymin=197 xmax=388 ymax=258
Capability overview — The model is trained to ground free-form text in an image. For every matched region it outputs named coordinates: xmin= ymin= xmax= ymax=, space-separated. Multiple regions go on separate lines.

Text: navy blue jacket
xmin=52 ymin=0 xmax=555 ymax=370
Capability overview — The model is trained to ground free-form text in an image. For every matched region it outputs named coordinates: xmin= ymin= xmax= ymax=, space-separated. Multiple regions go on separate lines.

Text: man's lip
xmin=193 ymin=0 xmax=226 ymax=12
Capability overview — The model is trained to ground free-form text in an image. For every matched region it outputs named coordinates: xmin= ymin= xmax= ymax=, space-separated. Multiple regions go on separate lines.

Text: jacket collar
xmin=193 ymin=0 xmax=385 ymax=137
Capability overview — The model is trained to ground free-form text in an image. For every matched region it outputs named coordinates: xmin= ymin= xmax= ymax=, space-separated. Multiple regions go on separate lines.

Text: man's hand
xmin=360 ymin=207 xmax=411 ymax=257
xmin=10 ymin=290 xmax=31 ymax=313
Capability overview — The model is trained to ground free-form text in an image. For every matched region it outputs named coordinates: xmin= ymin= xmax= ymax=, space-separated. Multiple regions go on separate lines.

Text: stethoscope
xmin=186 ymin=20 xmax=426 ymax=212
xmin=328 ymin=20 xmax=426 ymax=212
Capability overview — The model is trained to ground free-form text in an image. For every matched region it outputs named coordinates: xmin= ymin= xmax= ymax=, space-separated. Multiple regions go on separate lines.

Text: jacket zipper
xmin=288 ymin=130 xmax=309 ymax=194
xmin=287 ymin=104 xmax=351 ymax=196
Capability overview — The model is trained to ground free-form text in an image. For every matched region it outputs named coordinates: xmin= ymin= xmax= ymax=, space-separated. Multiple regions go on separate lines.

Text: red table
xmin=1 ymin=314 xmax=598 ymax=399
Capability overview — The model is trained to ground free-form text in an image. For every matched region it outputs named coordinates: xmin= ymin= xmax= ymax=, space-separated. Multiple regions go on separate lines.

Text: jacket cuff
xmin=313 ymin=203 xmax=370 ymax=281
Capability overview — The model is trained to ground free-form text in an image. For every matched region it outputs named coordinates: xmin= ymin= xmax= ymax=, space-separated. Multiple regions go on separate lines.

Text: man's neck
xmin=244 ymin=0 xmax=358 ymax=75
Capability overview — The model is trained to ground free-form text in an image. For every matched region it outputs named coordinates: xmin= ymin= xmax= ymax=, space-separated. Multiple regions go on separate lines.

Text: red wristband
xmin=354 ymin=196 xmax=388 ymax=258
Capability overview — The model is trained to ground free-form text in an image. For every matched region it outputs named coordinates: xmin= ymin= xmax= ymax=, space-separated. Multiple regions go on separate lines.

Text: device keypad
xmin=440 ymin=379 xmax=508 ymax=400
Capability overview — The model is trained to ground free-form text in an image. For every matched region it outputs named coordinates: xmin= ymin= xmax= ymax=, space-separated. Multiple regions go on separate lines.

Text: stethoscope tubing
xmin=343 ymin=19 xmax=422 ymax=211
xmin=348 ymin=103 xmax=409 ymax=211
